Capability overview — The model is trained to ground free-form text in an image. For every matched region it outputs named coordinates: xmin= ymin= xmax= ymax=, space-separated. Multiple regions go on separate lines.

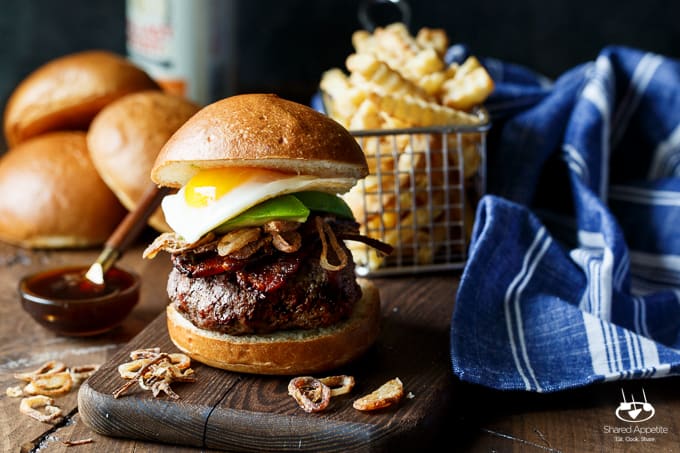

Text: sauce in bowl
xmin=18 ymin=266 xmax=140 ymax=336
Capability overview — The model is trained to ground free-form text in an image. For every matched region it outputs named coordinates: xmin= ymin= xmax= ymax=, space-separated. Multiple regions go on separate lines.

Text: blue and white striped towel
xmin=450 ymin=45 xmax=680 ymax=392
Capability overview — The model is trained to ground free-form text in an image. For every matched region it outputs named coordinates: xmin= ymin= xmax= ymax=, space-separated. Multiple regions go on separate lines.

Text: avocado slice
xmin=293 ymin=191 xmax=355 ymax=220
xmin=214 ymin=195 xmax=310 ymax=233
xmin=213 ymin=191 xmax=354 ymax=234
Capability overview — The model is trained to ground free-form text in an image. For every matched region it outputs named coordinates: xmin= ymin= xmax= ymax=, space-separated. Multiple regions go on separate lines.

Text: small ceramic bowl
xmin=18 ymin=265 xmax=140 ymax=336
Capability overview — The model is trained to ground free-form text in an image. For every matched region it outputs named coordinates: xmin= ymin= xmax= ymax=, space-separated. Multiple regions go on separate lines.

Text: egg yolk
xmin=184 ymin=167 xmax=288 ymax=208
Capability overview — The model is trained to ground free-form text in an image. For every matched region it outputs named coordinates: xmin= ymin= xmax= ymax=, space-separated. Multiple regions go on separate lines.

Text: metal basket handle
xmin=358 ymin=0 xmax=411 ymax=31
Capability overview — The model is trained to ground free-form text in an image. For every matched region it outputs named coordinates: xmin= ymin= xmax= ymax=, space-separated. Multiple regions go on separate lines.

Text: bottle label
xmin=126 ymin=0 xmax=234 ymax=105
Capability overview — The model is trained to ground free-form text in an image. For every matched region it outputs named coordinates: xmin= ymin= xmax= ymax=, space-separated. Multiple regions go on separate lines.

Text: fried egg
xmin=162 ymin=167 xmax=335 ymax=242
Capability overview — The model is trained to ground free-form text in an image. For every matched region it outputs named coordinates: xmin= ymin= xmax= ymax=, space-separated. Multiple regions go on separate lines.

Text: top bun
xmin=87 ymin=91 xmax=200 ymax=232
xmin=0 ymin=131 xmax=127 ymax=248
xmin=151 ymin=94 xmax=367 ymax=190
xmin=3 ymin=50 xmax=160 ymax=147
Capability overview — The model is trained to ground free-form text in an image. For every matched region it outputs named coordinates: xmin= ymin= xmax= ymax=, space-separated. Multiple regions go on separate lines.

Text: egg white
xmin=162 ymin=174 xmax=342 ymax=243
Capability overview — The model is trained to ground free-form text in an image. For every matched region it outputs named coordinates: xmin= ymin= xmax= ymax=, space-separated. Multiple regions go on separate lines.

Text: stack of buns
xmin=0 ymin=50 xmax=199 ymax=248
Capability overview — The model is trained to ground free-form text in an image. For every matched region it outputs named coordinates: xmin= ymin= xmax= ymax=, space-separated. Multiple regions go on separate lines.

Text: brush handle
xmin=86 ymin=184 xmax=169 ymax=284
xmin=105 ymin=184 xmax=169 ymax=254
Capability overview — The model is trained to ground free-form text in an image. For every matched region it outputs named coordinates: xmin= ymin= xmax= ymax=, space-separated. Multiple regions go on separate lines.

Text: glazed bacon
xmin=172 ymin=252 xmax=246 ymax=278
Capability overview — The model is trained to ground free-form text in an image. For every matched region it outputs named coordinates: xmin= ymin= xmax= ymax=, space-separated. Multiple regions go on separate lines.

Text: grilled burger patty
xmin=166 ymin=216 xmax=363 ymax=335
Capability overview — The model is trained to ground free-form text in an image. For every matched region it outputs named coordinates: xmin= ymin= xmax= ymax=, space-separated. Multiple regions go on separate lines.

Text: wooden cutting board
xmin=78 ymin=275 xmax=458 ymax=452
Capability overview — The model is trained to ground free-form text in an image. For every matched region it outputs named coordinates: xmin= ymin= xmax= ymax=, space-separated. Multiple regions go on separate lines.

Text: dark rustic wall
xmin=2 ymin=0 xmax=679 ymax=130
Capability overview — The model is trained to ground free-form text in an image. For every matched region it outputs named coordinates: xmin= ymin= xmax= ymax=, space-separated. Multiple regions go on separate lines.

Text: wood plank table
xmin=1 ymin=237 xmax=679 ymax=452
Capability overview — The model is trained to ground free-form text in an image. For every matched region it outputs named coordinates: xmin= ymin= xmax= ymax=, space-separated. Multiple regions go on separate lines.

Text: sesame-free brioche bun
xmin=166 ymin=278 xmax=380 ymax=375
xmin=3 ymin=50 xmax=160 ymax=148
xmin=87 ymin=91 xmax=200 ymax=232
xmin=151 ymin=93 xmax=368 ymax=191
xmin=0 ymin=131 xmax=127 ymax=248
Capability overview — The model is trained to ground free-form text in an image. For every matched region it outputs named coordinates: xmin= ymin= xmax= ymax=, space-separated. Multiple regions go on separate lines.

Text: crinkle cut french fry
xmin=441 ymin=56 xmax=495 ymax=111
xmin=405 ymin=47 xmax=445 ymax=79
xmin=346 ymin=53 xmax=430 ymax=100
xmin=417 ymin=71 xmax=447 ymax=97
xmin=320 ymin=68 xmax=366 ymax=126
xmin=368 ymin=91 xmax=481 ymax=127
xmin=375 ymin=23 xmax=420 ymax=60
xmin=352 ymin=29 xmax=374 ymax=54
xmin=415 ymin=27 xmax=449 ymax=56
xmin=349 ymin=98 xmax=382 ymax=131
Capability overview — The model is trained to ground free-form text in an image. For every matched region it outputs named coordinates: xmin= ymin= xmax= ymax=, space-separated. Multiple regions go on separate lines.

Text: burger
xmin=143 ymin=93 xmax=390 ymax=375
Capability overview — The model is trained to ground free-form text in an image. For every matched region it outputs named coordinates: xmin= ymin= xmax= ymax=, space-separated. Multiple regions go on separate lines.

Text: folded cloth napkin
xmin=450 ymin=45 xmax=680 ymax=392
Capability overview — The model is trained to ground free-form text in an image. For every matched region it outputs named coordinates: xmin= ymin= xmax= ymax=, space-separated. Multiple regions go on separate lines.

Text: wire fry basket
xmin=345 ymin=117 xmax=490 ymax=276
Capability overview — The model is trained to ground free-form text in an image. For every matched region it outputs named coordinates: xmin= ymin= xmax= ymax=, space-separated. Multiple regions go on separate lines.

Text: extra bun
xmin=166 ymin=279 xmax=380 ymax=375
xmin=151 ymin=93 xmax=368 ymax=190
xmin=3 ymin=50 xmax=160 ymax=147
xmin=0 ymin=131 xmax=127 ymax=248
xmin=87 ymin=91 xmax=200 ymax=232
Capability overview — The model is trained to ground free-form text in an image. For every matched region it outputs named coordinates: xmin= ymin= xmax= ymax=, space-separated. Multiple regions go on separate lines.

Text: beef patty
xmin=167 ymin=217 xmax=363 ymax=335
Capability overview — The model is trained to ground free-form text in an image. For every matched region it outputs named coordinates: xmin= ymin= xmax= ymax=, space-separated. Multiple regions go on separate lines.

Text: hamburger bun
xmin=0 ymin=131 xmax=127 ymax=248
xmin=87 ymin=91 xmax=200 ymax=232
xmin=166 ymin=278 xmax=380 ymax=375
xmin=151 ymin=93 xmax=368 ymax=190
xmin=3 ymin=50 xmax=160 ymax=147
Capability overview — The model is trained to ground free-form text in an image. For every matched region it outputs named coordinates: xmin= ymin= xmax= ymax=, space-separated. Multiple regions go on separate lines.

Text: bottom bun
xmin=166 ymin=278 xmax=380 ymax=375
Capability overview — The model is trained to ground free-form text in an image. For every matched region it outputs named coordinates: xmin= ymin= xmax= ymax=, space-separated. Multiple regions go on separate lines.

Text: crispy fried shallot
xmin=20 ymin=395 xmax=63 ymax=424
xmin=288 ymin=374 xmax=357 ymax=412
xmin=287 ymin=376 xmax=332 ymax=413
xmin=68 ymin=364 xmax=100 ymax=385
xmin=220 ymin=232 xmax=273 ymax=259
xmin=143 ymin=214 xmax=391 ymax=264
xmin=270 ymin=230 xmax=301 ymax=253
xmin=352 ymin=377 xmax=404 ymax=411
xmin=6 ymin=385 xmax=23 ymax=397
xmin=23 ymin=371 xmax=73 ymax=397
xmin=14 ymin=360 xmax=66 ymax=382
xmin=315 ymin=217 xmax=348 ymax=271
xmin=10 ymin=360 xmax=102 ymax=424
xmin=117 ymin=358 xmax=153 ymax=380
xmin=143 ymin=232 xmax=216 ymax=259
xmin=130 ymin=347 xmax=162 ymax=359
xmin=62 ymin=438 xmax=94 ymax=447
xmin=319 ymin=375 xmax=355 ymax=397
xmin=217 ymin=227 xmax=261 ymax=256
xmin=114 ymin=348 xmax=196 ymax=399
xmin=338 ymin=233 xmax=394 ymax=256
xmin=264 ymin=220 xmax=303 ymax=253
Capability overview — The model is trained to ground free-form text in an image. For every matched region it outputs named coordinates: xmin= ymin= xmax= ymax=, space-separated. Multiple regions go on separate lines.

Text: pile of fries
xmin=320 ymin=23 xmax=494 ymax=272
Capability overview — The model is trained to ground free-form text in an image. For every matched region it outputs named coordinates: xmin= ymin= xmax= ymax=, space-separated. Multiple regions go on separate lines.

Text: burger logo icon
xmin=615 ymin=388 xmax=655 ymax=423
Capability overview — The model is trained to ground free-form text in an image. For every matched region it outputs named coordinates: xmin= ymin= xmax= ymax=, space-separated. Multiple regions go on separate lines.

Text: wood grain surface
xmin=2 ymin=239 xmax=680 ymax=452
xmin=78 ymin=275 xmax=458 ymax=452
